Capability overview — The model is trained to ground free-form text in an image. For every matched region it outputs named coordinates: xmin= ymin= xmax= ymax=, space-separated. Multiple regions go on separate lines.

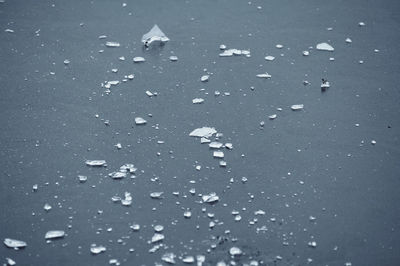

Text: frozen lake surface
xmin=1 ymin=0 xmax=400 ymax=265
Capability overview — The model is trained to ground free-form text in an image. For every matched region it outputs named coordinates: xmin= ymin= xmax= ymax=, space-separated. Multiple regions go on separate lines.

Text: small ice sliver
xmin=142 ymin=24 xmax=169 ymax=47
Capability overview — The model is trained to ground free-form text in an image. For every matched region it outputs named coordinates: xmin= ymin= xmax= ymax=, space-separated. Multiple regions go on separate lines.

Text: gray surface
xmin=1 ymin=0 xmax=400 ymax=265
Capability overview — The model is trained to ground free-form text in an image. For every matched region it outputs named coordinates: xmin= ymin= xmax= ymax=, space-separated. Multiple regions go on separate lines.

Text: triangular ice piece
xmin=142 ymin=24 xmax=169 ymax=47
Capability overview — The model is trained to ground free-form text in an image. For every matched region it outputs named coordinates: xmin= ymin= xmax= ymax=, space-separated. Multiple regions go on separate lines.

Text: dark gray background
xmin=1 ymin=0 xmax=400 ymax=265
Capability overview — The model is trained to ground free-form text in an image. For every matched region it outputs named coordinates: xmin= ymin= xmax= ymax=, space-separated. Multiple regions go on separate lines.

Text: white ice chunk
xmin=201 ymin=137 xmax=211 ymax=143
xmin=200 ymin=75 xmax=209 ymax=82
xmin=316 ymin=42 xmax=334 ymax=51
xmin=154 ymin=225 xmax=164 ymax=232
xmin=161 ymin=252 xmax=176 ymax=264
xmin=45 ymin=230 xmax=65 ymax=239
xmin=6 ymin=258 xmax=16 ymax=265
xmin=192 ymin=98 xmax=204 ymax=104
xmin=219 ymin=50 xmax=234 ymax=57
xmin=4 ymin=238 xmax=27 ymax=249
xmin=256 ymin=73 xmax=272 ymax=79
xmin=189 ymin=127 xmax=217 ymax=138
xmin=142 ymin=25 xmax=169 ymax=47
xmin=77 ymin=175 xmax=87 ymax=183
xmin=229 ymin=247 xmax=242 ymax=256
xmin=151 ymin=233 xmax=164 ymax=243
xmin=321 ymin=81 xmax=330 ymax=89
xmin=135 ymin=117 xmax=147 ymax=125
xmin=225 ymin=143 xmax=233 ymax=149
xmin=90 ymin=245 xmax=106 ymax=254
xmin=133 ymin=57 xmax=145 ymax=63
xmin=150 ymin=192 xmax=163 ymax=199
xmin=254 ymin=210 xmax=266 ymax=215
xmin=291 ymin=104 xmax=304 ymax=110
xmin=182 ymin=256 xmax=195 ymax=263
xmin=105 ymin=42 xmax=120 ymax=47
xmin=209 ymin=142 xmax=223 ymax=149
xmin=202 ymin=193 xmax=219 ymax=203
xmin=121 ymin=192 xmax=132 ymax=206
xmin=85 ymin=160 xmax=106 ymax=166
xmin=109 ymin=171 xmax=127 ymax=179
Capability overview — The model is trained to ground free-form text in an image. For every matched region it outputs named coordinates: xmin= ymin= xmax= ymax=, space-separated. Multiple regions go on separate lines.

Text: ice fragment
xmin=4 ymin=238 xmax=27 ymax=249
xmin=316 ymin=42 xmax=334 ymax=51
xmin=105 ymin=42 xmax=120 ymax=47
xmin=142 ymin=25 xmax=169 ymax=47
xmin=45 ymin=230 xmax=65 ymax=239
xmin=189 ymin=127 xmax=217 ymax=138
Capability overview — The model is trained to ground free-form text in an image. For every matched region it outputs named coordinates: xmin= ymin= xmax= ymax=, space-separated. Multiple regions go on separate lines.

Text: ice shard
xmin=142 ymin=24 xmax=169 ymax=47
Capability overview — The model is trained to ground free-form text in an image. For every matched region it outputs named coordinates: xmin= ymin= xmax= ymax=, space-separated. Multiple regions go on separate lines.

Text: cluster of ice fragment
xmin=16 ymin=14 xmax=374 ymax=266
xmin=202 ymin=193 xmax=219 ymax=204
xmin=109 ymin=164 xmax=136 ymax=179
xmin=219 ymin=46 xmax=251 ymax=57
